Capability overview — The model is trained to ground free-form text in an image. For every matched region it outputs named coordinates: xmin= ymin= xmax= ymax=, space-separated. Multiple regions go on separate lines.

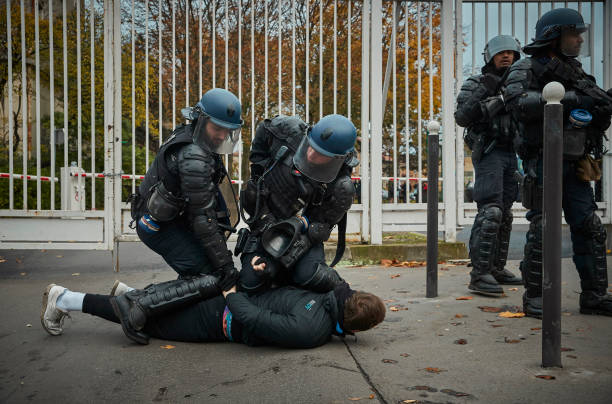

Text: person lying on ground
xmin=40 ymin=270 xmax=386 ymax=349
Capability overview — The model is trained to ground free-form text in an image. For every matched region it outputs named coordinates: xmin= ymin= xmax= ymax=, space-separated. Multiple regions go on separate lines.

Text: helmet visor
xmin=560 ymin=24 xmax=590 ymax=57
xmin=293 ymin=136 xmax=345 ymax=183
xmin=193 ymin=117 xmax=241 ymax=154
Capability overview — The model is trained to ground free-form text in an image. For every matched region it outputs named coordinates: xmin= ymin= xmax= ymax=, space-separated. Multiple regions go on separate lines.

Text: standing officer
xmin=129 ymin=88 xmax=243 ymax=300
xmin=236 ymin=114 xmax=359 ymax=294
xmin=504 ymin=8 xmax=612 ymax=317
xmin=455 ymin=35 xmax=523 ymax=296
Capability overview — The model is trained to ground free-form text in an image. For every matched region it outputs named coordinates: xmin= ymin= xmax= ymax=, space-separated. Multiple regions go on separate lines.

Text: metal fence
xmin=1 ymin=0 xmax=610 ymax=252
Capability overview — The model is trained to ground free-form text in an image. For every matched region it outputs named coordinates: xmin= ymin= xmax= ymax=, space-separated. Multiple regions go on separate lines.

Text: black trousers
xmin=472 ymin=147 xmax=518 ymax=210
xmin=82 ymin=294 xmax=227 ymax=343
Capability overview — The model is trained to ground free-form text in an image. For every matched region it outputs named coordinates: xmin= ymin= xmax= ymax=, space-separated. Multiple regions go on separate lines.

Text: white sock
xmin=56 ymin=290 xmax=85 ymax=312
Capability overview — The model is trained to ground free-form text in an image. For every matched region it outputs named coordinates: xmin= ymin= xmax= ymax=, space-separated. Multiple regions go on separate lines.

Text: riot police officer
xmin=504 ymin=8 xmax=612 ymax=317
xmin=130 ymin=88 xmax=243 ymax=301
xmin=236 ymin=114 xmax=358 ymax=293
xmin=455 ymin=35 xmax=523 ymax=296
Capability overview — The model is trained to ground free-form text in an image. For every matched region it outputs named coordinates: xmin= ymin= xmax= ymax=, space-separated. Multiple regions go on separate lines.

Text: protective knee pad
xmin=494 ymin=210 xmax=514 ymax=270
xmin=299 ymin=263 xmax=344 ymax=293
xmin=573 ymin=212 xmax=608 ymax=292
xmin=469 ymin=204 xmax=502 ymax=272
xmin=522 ymin=214 xmax=543 ymax=296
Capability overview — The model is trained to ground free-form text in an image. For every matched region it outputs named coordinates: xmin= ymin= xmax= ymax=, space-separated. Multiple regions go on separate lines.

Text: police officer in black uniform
xmin=504 ymin=8 xmax=612 ymax=317
xmin=455 ymin=35 xmax=523 ymax=296
xmin=236 ymin=114 xmax=359 ymax=294
xmin=127 ymin=88 xmax=243 ymax=313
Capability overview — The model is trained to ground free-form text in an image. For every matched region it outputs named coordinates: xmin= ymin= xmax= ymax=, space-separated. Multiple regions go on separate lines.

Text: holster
xmin=470 ymin=133 xmax=486 ymax=164
xmin=576 ymin=155 xmax=602 ymax=182
xmin=234 ymin=228 xmax=251 ymax=256
xmin=521 ymin=174 xmax=542 ymax=210
xmin=128 ymin=192 xmax=145 ymax=228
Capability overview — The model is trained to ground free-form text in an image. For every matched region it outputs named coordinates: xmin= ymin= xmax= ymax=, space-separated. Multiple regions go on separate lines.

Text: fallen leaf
xmin=504 ymin=337 xmax=521 ymax=343
xmin=566 ymin=355 xmax=577 ymax=359
xmin=450 ymin=322 xmax=462 ymax=326
xmin=56 ymin=255 xmax=63 ymax=258
xmin=508 ymin=288 xmax=519 ymax=291
xmin=381 ymin=259 xmax=426 ymax=268
xmin=400 ymin=353 xmax=410 ymax=357
xmin=402 ymin=401 xmax=417 ymax=404
xmin=440 ymin=267 xmax=449 ymax=271
xmin=15 ymin=258 xmax=22 ymax=264
xmin=491 ymin=324 xmax=504 ymax=328
xmin=382 ymin=359 xmax=398 ymax=364
xmin=26 ymin=324 xmax=32 ymax=327
xmin=423 ymin=367 xmax=445 ymax=373
xmin=456 ymin=296 xmax=473 ymax=301
xmin=383 ymin=299 xmax=396 ymax=303
xmin=498 ymin=311 xmax=525 ymax=318
xmin=561 ymin=347 xmax=575 ymax=352
xmin=454 ymin=314 xmax=465 ymax=318
xmin=531 ymin=327 xmax=542 ymax=331
xmin=348 ymin=398 xmax=362 ymax=401
xmin=454 ymin=339 xmax=467 ymax=345
xmin=389 ymin=306 xmax=399 ymax=311
xmin=390 ymin=274 xmax=401 ymax=279
xmin=369 ymin=394 xmax=375 ymax=399
xmin=160 ymin=345 xmax=175 ymax=350
xmin=562 ymin=312 xmax=572 ymax=316
xmin=535 ymin=375 xmax=556 ymax=380
xmin=71 ymin=273 xmax=80 ymax=276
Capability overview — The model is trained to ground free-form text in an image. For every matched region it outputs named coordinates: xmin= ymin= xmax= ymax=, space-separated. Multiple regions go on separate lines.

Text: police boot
xmin=520 ymin=215 xmax=543 ymax=318
xmin=468 ymin=205 xmax=504 ymax=295
xmin=491 ymin=210 xmax=522 ymax=285
xmin=574 ymin=216 xmax=612 ymax=316
xmin=110 ymin=275 xmax=220 ymax=344
xmin=299 ymin=263 xmax=344 ymax=293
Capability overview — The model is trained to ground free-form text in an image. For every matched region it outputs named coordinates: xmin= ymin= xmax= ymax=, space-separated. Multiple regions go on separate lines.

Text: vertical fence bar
xmin=370 ymin=0 xmax=383 ymax=244
xmin=199 ymin=2 xmax=202 ymax=96
xmin=589 ymin=1 xmax=594 ymax=76
xmin=251 ymin=0 xmax=254 ymax=137
xmin=361 ymin=0 xmax=370 ymax=242
xmin=225 ymin=0 xmax=228 ymax=90
xmin=319 ymin=0 xmax=323 ymax=119
xmin=132 ymin=0 xmax=136 ymax=193
xmin=442 ymin=0 xmax=456 ymax=242
xmin=426 ymin=120 xmax=440 ymax=297
xmin=265 ymin=1 xmax=268 ymax=116
xmin=455 ymin=0 xmax=464 ymax=219
xmin=7 ymin=0 xmax=14 ymax=209
xmin=158 ymin=0 xmax=162 ymax=152
xmin=213 ymin=0 xmax=216 ymax=87
xmin=35 ymin=0 xmax=41 ymax=209
xmin=278 ymin=0 xmax=282 ymax=112
xmin=90 ymin=0 xmax=95 ymax=209
xmin=77 ymin=0 xmax=83 ymax=209
xmin=512 ymin=2 xmax=515 ymax=38
xmin=63 ymin=0 xmax=68 ymax=180
xmin=172 ymin=0 xmax=176 ymax=128
xmin=404 ymin=0 xmax=409 ymax=204
xmin=21 ymin=0 xmax=27 ymax=210
xmin=238 ymin=0 xmax=242 ymax=187
xmin=392 ymin=0 xmax=397 ymax=204
xmin=292 ymin=0 xmax=296 ymax=115
xmin=347 ymin=0 xmax=351 ymax=120
xmin=417 ymin=2 xmax=422 ymax=203
xmin=498 ymin=1 xmax=502 ymax=35
xmin=186 ymin=0 xmax=190 ymax=105
xmin=144 ymin=0 xmax=149 ymax=182
xmin=471 ymin=2 xmax=475 ymax=74
xmin=49 ymin=0 xmax=55 ymax=210
xmin=485 ymin=2 xmax=489 ymax=46
xmin=428 ymin=1 xmax=433 ymax=121
xmin=306 ymin=0 xmax=309 ymax=120
xmin=541 ymin=81 xmax=564 ymax=369
xmin=333 ymin=0 xmax=337 ymax=114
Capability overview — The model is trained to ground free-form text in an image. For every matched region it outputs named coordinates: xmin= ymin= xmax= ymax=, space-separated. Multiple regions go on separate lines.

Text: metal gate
xmin=1 ymin=0 xmax=610 ymax=252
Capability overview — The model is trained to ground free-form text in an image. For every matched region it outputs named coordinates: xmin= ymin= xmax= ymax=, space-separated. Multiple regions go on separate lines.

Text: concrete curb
xmin=325 ymin=241 xmax=468 ymax=263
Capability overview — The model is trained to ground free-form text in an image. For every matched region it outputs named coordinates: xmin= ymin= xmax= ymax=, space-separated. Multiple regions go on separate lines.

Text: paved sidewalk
xmin=0 ymin=247 xmax=611 ymax=403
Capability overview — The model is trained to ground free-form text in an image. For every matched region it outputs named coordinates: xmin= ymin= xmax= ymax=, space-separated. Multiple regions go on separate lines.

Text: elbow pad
xmin=147 ymin=182 xmax=185 ymax=222
xmin=516 ymin=91 xmax=544 ymax=121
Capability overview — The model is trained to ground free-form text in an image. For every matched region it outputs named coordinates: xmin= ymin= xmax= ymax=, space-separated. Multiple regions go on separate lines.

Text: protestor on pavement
xmin=39 ymin=263 xmax=386 ymax=348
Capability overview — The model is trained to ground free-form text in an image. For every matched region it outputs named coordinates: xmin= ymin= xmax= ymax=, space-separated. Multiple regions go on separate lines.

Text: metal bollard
xmin=541 ymin=81 xmax=564 ymax=368
xmin=426 ymin=120 xmax=440 ymax=298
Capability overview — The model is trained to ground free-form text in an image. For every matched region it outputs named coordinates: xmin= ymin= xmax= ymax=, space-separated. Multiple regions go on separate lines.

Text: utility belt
xmin=520 ymin=173 xmax=542 ymax=211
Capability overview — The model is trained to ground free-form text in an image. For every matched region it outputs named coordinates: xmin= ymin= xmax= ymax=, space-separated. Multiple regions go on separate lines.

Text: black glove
xmin=481 ymin=73 xmax=501 ymax=95
xmin=480 ymin=95 xmax=505 ymax=120
xmin=252 ymin=256 xmax=279 ymax=279
xmin=216 ymin=265 xmax=239 ymax=291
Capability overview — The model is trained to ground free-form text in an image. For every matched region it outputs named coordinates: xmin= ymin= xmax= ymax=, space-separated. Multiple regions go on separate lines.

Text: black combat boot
xmin=468 ymin=205 xmax=504 ymax=295
xmin=110 ymin=275 xmax=221 ymax=344
xmin=300 ymin=263 xmax=345 ymax=293
xmin=491 ymin=210 xmax=523 ymax=285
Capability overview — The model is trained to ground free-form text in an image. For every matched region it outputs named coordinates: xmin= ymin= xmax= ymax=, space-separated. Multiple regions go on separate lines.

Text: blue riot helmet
xmin=523 ymin=8 xmax=589 ymax=57
xmin=192 ymin=88 xmax=243 ymax=154
xmin=293 ymin=114 xmax=357 ymax=183
xmin=483 ymin=35 xmax=521 ymax=65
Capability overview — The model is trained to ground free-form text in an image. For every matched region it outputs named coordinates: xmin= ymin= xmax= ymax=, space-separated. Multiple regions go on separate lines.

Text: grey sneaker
xmin=110 ymin=280 xmax=131 ymax=297
xmin=40 ymin=284 xmax=69 ymax=336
